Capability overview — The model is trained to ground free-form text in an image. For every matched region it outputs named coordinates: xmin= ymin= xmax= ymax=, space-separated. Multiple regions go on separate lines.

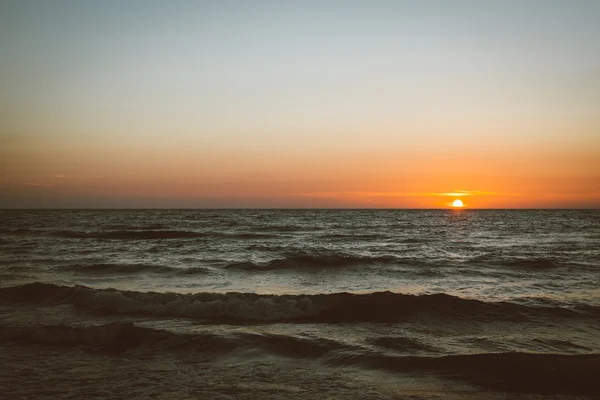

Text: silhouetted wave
xmin=1 ymin=283 xmax=595 ymax=323
xmin=1 ymin=320 xmax=598 ymax=395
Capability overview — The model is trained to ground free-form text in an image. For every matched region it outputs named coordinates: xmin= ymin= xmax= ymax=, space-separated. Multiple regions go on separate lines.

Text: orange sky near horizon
xmin=1 ymin=1 xmax=599 ymax=208
xmin=3 ymin=133 xmax=598 ymax=208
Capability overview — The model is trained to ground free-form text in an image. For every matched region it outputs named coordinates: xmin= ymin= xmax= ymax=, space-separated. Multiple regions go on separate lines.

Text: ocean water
xmin=1 ymin=209 xmax=599 ymax=399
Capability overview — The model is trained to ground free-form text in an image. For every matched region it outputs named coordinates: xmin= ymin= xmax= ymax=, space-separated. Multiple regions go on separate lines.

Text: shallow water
xmin=1 ymin=209 xmax=599 ymax=398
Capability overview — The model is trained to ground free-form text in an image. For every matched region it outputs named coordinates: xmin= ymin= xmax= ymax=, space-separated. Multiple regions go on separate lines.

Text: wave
xmin=58 ymin=263 xmax=211 ymax=275
xmin=531 ymin=338 xmax=593 ymax=352
xmin=225 ymin=252 xmax=398 ymax=271
xmin=2 ymin=320 xmax=598 ymax=395
xmin=1 ymin=283 xmax=596 ymax=323
xmin=0 ymin=321 xmax=345 ymax=358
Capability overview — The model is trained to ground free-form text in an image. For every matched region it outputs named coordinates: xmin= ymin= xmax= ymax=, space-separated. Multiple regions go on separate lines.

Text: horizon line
xmin=1 ymin=207 xmax=598 ymax=211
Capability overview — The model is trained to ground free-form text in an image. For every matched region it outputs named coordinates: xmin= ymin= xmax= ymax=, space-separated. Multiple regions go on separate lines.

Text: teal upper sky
xmin=3 ymin=0 xmax=598 ymax=138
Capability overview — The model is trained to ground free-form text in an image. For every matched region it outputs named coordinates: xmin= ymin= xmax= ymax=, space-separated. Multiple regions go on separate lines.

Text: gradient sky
xmin=1 ymin=0 xmax=599 ymax=208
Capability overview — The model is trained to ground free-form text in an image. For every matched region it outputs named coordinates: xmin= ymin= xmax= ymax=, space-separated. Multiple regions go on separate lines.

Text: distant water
xmin=1 ymin=209 xmax=599 ymax=399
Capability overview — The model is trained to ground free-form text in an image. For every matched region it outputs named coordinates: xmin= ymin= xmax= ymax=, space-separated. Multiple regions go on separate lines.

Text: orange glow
xmin=452 ymin=199 xmax=464 ymax=208
xmin=1 ymin=115 xmax=599 ymax=209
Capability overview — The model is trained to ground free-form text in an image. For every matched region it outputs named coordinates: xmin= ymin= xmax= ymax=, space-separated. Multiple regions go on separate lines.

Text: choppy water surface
xmin=1 ymin=210 xmax=599 ymax=399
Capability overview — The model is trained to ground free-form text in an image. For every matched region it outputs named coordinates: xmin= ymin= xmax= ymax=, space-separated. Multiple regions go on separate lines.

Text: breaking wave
xmin=1 ymin=283 xmax=595 ymax=323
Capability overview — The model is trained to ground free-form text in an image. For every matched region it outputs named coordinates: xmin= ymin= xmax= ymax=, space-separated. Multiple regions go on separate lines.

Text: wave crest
xmin=1 ymin=283 xmax=594 ymax=323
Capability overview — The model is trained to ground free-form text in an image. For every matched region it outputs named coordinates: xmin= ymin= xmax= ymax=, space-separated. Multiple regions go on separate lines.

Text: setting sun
xmin=452 ymin=199 xmax=464 ymax=208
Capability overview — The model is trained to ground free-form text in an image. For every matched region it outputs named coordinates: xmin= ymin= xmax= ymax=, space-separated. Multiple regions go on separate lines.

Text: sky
xmin=1 ymin=0 xmax=599 ymax=208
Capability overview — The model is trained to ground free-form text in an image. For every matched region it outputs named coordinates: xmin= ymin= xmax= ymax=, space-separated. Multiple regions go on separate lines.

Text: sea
xmin=1 ymin=209 xmax=599 ymax=399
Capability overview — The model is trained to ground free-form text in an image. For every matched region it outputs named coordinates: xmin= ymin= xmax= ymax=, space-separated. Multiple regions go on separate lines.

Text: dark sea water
xmin=1 ymin=209 xmax=599 ymax=399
